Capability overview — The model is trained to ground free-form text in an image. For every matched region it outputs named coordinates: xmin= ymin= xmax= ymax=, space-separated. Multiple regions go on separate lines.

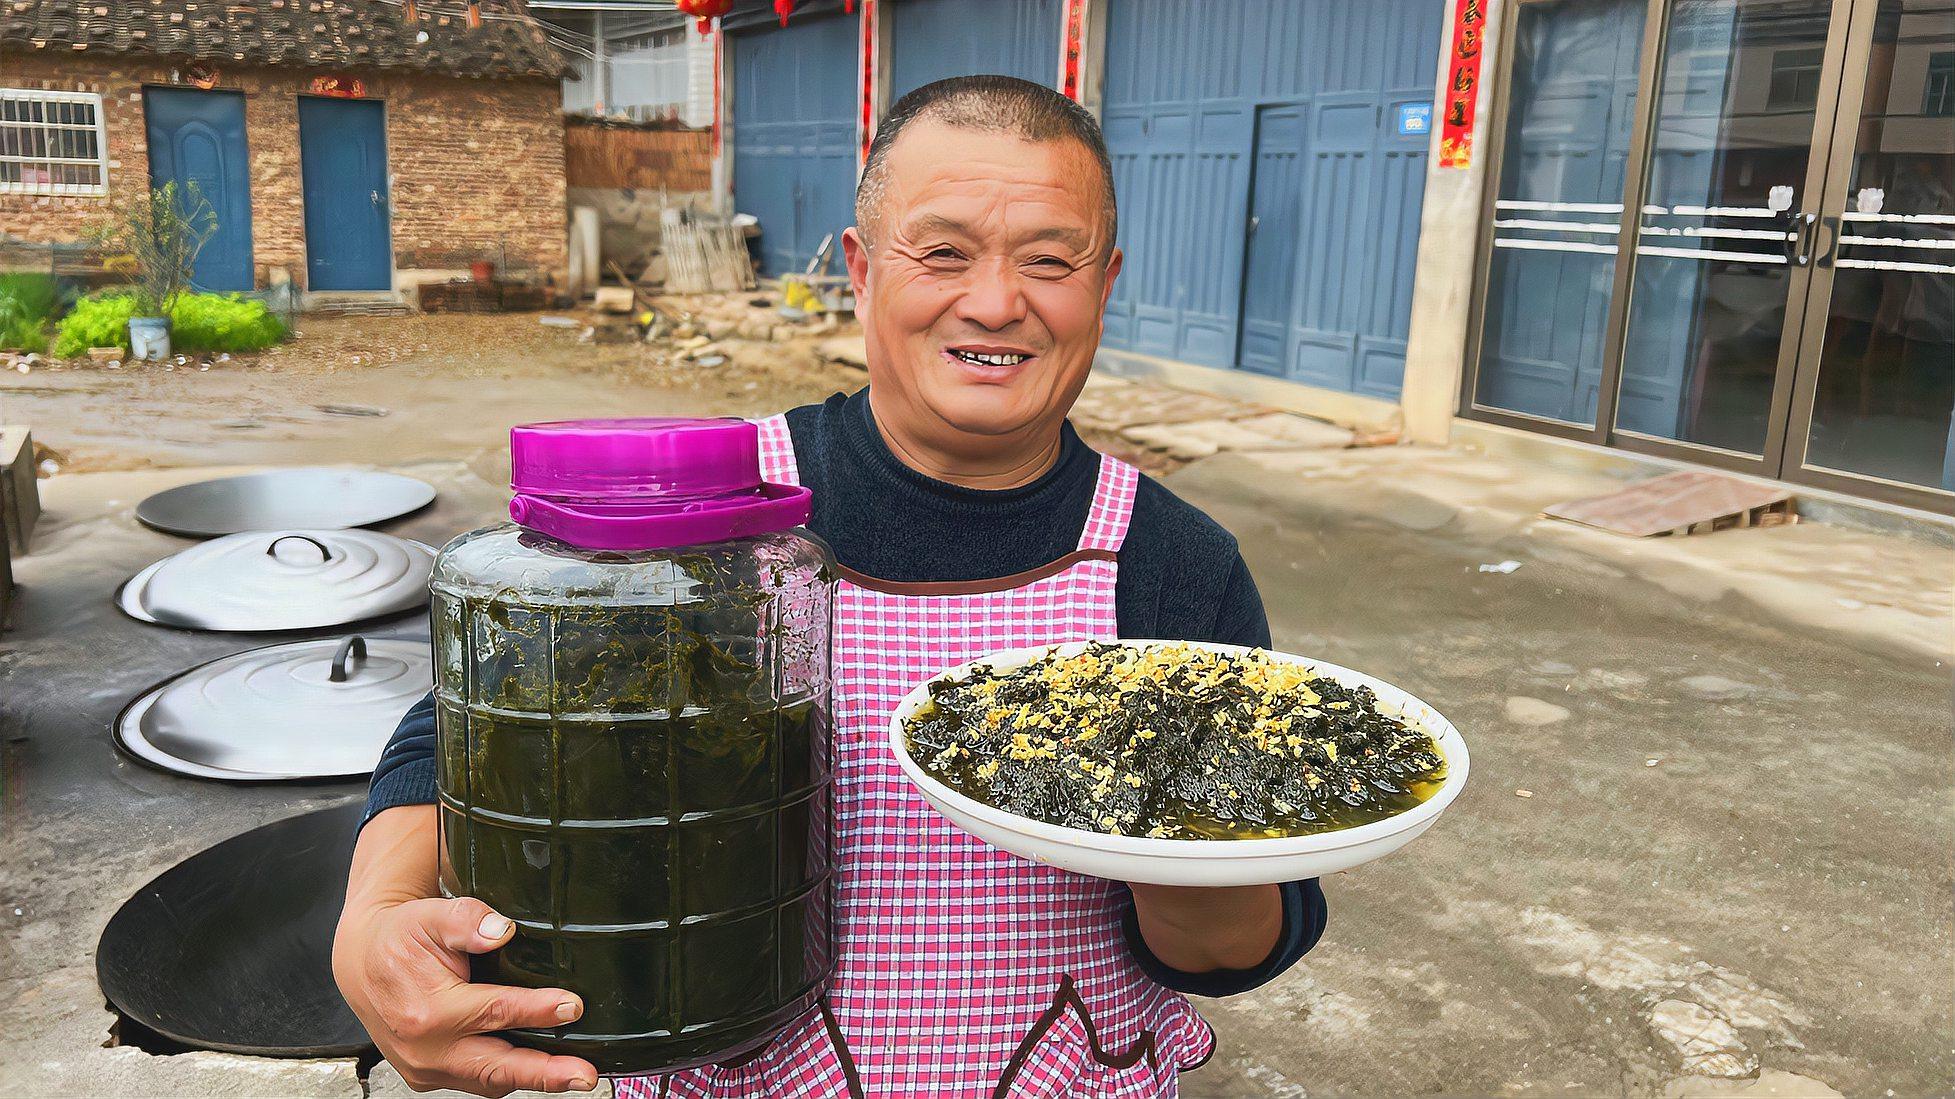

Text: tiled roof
xmin=0 ymin=0 xmax=569 ymax=80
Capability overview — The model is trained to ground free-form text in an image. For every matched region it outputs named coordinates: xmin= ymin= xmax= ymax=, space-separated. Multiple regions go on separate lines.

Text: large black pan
xmin=95 ymin=802 xmax=375 ymax=1057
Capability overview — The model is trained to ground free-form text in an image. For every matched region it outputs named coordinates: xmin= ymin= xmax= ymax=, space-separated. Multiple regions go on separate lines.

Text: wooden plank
xmin=564 ymin=124 xmax=712 ymax=191
xmin=1543 ymin=470 xmax=1794 ymax=538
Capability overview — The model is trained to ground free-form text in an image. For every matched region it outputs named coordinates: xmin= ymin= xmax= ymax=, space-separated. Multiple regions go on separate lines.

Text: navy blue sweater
xmin=365 ymin=388 xmax=1325 ymax=997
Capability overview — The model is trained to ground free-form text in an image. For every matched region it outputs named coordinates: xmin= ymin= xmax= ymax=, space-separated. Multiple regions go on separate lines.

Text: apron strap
xmin=1075 ymin=453 xmax=1140 ymax=554
xmin=755 ymin=413 xmax=801 ymax=486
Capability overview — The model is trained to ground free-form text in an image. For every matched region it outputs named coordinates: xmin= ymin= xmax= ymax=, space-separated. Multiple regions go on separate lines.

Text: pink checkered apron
xmin=617 ymin=415 xmax=1214 ymax=1098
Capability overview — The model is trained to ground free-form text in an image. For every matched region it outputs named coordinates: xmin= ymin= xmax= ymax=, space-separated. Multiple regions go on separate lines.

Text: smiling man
xmin=335 ymin=76 xmax=1325 ymax=1098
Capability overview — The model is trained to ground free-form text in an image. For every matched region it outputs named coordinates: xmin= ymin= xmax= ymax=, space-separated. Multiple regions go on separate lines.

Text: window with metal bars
xmin=0 ymin=89 xmax=109 ymax=196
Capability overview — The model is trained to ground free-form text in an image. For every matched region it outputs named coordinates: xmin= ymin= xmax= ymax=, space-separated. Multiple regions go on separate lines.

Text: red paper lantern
xmin=677 ymin=0 xmax=732 ymax=35
xmin=775 ymin=0 xmax=794 ymax=26
xmin=466 ymin=1 xmax=481 ymax=28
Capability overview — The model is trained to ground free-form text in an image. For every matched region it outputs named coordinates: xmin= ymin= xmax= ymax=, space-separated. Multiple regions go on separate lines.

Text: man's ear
xmin=1100 ymin=246 xmax=1124 ymax=309
xmin=842 ymin=227 xmax=871 ymax=298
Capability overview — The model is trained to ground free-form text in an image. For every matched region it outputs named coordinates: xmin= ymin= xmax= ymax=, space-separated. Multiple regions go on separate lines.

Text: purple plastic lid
xmin=507 ymin=418 xmax=811 ymax=551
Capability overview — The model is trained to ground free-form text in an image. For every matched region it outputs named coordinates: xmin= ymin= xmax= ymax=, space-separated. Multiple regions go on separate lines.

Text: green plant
xmin=94 ymin=181 xmax=217 ymax=317
xmin=0 ymin=273 xmax=61 ymax=352
xmin=52 ymin=295 xmax=137 ymax=357
xmin=170 ymin=293 xmax=287 ymax=352
xmin=54 ymin=292 xmax=288 ymax=357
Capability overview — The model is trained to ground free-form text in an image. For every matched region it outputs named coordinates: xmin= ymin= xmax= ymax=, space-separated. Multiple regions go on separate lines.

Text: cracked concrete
xmin=3 ymin=313 xmax=1950 ymax=1096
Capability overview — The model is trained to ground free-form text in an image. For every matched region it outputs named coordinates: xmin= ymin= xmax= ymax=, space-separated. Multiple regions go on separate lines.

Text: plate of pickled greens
xmin=890 ymin=641 xmax=1468 ymax=886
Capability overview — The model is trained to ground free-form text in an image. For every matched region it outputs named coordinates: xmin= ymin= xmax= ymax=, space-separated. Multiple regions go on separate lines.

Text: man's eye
xmin=925 ymin=248 xmax=965 ymax=262
xmin=1028 ymin=257 xmax=1074 ymax=274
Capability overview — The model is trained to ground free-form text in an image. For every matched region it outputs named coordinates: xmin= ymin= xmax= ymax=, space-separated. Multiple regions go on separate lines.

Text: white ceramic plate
xmin=889 ymin=640 xmax=1469 ymax=886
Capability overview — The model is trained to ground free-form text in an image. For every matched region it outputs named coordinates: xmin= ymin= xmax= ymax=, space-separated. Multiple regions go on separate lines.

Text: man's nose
xmin=951 ymin=256 xmax=1029 ymax=331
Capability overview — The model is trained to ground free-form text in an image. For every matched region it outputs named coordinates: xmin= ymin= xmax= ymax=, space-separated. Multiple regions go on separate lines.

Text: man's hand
xmin=332 ymin=806 xmax=598 ymax=1097
xmin=1128 ymin=882 xmax=1283 ymax=973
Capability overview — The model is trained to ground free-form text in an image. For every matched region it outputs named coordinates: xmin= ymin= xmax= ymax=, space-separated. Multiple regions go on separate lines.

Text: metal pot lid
xmin=116 ymin=636 xmax=432 ymax=781
xmin=121 ymin=529 xmax=434 ymax=632
xmin=137 ymin=468 xmax=437 ymax=538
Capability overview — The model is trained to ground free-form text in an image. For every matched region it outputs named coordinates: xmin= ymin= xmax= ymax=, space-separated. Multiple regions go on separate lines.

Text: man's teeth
xmin=951 ymin=349 xmax=1029 ymax=366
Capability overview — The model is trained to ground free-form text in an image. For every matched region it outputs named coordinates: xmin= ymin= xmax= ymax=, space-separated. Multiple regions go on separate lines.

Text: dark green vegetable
xmin=905 ymin=643 xmax=1445 ymax=840
xmin=434 ymin=530 xmax=834 ymax=1075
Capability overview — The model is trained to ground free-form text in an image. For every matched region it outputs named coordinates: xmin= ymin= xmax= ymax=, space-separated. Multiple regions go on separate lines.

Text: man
xmin=335 ymin=75 xmax=1325 ymax=1097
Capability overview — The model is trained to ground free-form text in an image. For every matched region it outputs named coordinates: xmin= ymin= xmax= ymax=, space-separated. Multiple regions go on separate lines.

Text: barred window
xmin=0 ymin=89 xmax=109 ymax=196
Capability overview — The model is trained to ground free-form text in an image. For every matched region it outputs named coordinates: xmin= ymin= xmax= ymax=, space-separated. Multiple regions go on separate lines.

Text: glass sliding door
xmin=1465 ymin=0 xmax=1952 ymax=511
xmin=1792 ymin=0 xmax=1955 ymax=497
xmin=1469 ymin=0 xmax=1648 ymax=427
xmin=1614 ymin=0 xmax=1843 ymax=459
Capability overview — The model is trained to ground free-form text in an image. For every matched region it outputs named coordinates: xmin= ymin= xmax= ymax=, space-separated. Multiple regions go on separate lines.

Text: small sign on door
xmin=1397 ymin=102 xmax=1433 ymax=136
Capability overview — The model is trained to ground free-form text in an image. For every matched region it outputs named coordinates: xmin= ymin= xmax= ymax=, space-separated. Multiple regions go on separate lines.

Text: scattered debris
xmin=1514 ymin=789 xmax=1534 ymax=798
xmin=1649 ymin=999 xmax=1756 ymax=1078
xmin=87 ymin=347 xmax=121 ymax=364
xmin=538 ymin=315 xmax=581 ymax=328
xmin=314 ymin=404 xmax=389 ymax=418
xmin=1479 ymin=560 xmax=1523 ymax=574
xmin=817 ymin=336 xmax=869 ymax=369
xmin=1545 ymin=470 xmax=1795 ymax=538
xmin=592 ymin=286 xmax=636 ymax=314
xmin=1504 ymin=696 xmax=1570 ymax=726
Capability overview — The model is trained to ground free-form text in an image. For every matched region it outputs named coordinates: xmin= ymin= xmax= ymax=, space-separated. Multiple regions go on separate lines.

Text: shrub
xmin=52 ymin=293 xmax=287 ymax=357
xmin=170 ymin=292 xmax=287 ymax=352
xmin=0 ymin=273 xmax=61 ymax=353
xmin=52 ymin=295 xmax=137 ymax=357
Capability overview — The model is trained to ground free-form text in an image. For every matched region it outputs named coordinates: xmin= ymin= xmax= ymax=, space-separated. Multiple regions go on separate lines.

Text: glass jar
xmin=433 ymin=418 xmax=834 ymax=1076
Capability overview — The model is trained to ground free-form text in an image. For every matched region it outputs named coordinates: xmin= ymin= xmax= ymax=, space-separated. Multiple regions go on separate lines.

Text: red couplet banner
xmin=1439 ymin=0 xmax=1486 ymax=169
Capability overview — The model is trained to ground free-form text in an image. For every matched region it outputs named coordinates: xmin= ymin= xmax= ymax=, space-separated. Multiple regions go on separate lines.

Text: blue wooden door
xmin=731 ymin=14 xmax=858 ymax=275
xmin=1101 ymin=0 xmax=1444 ymax=395
xmin=889 ymin=0 xmax=1063 ymax=100
xmin=298 ymin=97 xmax=392 ymax=291
xmin=144 ymin=88 xmax=253 ymax=292
xmin=1238 ymin=104 xmax=1308 ymax=375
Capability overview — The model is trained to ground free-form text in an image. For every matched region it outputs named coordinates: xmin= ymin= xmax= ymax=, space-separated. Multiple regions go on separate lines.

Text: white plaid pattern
xmin=621 ymin=416 xmax=1212 ymax=1098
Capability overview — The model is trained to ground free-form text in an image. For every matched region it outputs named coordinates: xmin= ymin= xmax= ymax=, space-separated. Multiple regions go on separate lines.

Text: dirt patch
xmin=0 ymin=309 xmax=864 ymax=475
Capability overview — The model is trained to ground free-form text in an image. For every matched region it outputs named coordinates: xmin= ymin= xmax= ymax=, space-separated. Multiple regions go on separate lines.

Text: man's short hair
xmin=855 ymin=75 xmax=1118 ymax=257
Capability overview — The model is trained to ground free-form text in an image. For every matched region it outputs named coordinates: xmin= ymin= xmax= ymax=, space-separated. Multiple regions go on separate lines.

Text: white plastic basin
xmin=889 ymin=640 xmax=1470 ymax=886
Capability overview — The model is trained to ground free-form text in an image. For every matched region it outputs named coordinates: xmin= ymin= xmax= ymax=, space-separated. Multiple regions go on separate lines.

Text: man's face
xmin=843 ymin=118 xmax=1121 ymax=442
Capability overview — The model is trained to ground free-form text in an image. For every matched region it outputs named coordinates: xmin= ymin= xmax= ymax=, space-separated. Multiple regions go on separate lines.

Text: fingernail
xmin=478 ymin=912 xmax=511 ymax=940
xmin=568 ymin=1077 xmax=595 ymax=1092
xmin=556 ymin=998 xmax=581 ymax=1022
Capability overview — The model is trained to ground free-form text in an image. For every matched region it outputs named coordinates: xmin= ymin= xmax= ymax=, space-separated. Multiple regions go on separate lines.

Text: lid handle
xmin=330 ymin=636 xmax=368 ymax=683
xmin=267 ymin=534 xmax=333 ymax=563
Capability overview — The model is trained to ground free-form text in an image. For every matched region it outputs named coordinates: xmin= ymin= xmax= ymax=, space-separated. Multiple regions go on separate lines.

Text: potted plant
xmin=98 ymin=182 xmax=216 ymax=361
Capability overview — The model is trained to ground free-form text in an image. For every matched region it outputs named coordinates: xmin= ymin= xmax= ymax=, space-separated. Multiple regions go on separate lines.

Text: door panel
xmin=1471 ymin=0 xmax=1648 ymax=426
xmin=889 ymin=0 xmax=1062 ymax=99
xmin=144 ymin=88 xmax=253 ymax=292
xmin=1238 ymin=104 xmax=1308 ymax=376
xmin=298 ymin=98 xmax=392 ymax=292
xmin=731 ymin=14 xmax=857 ymax=276
xmin=1613 ymin=0 xmax=1841 ymax=458
xmin=1101 ymin=0 xmax=1445 ymax=390
xmin=1795 ymin=0 xmax=1955 ymax=494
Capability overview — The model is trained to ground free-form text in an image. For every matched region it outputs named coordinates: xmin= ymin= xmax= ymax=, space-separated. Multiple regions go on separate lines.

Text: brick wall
xmin=0 ymin=55 xmax=566 ymax=287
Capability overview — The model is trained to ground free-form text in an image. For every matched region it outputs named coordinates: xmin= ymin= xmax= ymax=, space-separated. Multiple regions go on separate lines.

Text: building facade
xmin=0 ymin=1 xmax=570 ymax=295
xmin=708 ymin=0 xmax=1952 ymax=515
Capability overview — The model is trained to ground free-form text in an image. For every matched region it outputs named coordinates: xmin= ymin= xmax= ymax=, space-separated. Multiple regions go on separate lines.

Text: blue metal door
xmin=298 ymin=97 xmax=392 ymax=291
xmin=731 ymin=14 xmax=858 ymax=275
xmin=144 ymin=88 xmax=253 ymax=292
xmin=1238 ymin=104 xmax=1307 ymax=375
xmin=1101 ymin=0 xmax=1444 ymax=395
xmin=889 ymin=0 xmax=1063 ymax=100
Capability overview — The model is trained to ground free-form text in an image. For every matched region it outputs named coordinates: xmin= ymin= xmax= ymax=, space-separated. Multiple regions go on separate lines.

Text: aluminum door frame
xmin=1459 ymin=0 xmax=1871 ymax=481
xmin=1776 ymin=0 xmax=1953 ymax=512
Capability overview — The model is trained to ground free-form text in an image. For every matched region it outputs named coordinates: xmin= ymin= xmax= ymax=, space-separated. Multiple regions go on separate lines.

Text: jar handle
xmin=330 ymin=636 xmax=368 ymax=683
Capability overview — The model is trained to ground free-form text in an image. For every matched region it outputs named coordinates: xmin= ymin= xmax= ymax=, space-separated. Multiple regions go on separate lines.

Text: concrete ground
xmin=1 ymin=311 xmax=1948 ymax=1097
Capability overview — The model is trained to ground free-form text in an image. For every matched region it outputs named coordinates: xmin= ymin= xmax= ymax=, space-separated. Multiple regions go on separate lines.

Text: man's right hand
xmin=332 ymin=805 xmax=599 ymax=1097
